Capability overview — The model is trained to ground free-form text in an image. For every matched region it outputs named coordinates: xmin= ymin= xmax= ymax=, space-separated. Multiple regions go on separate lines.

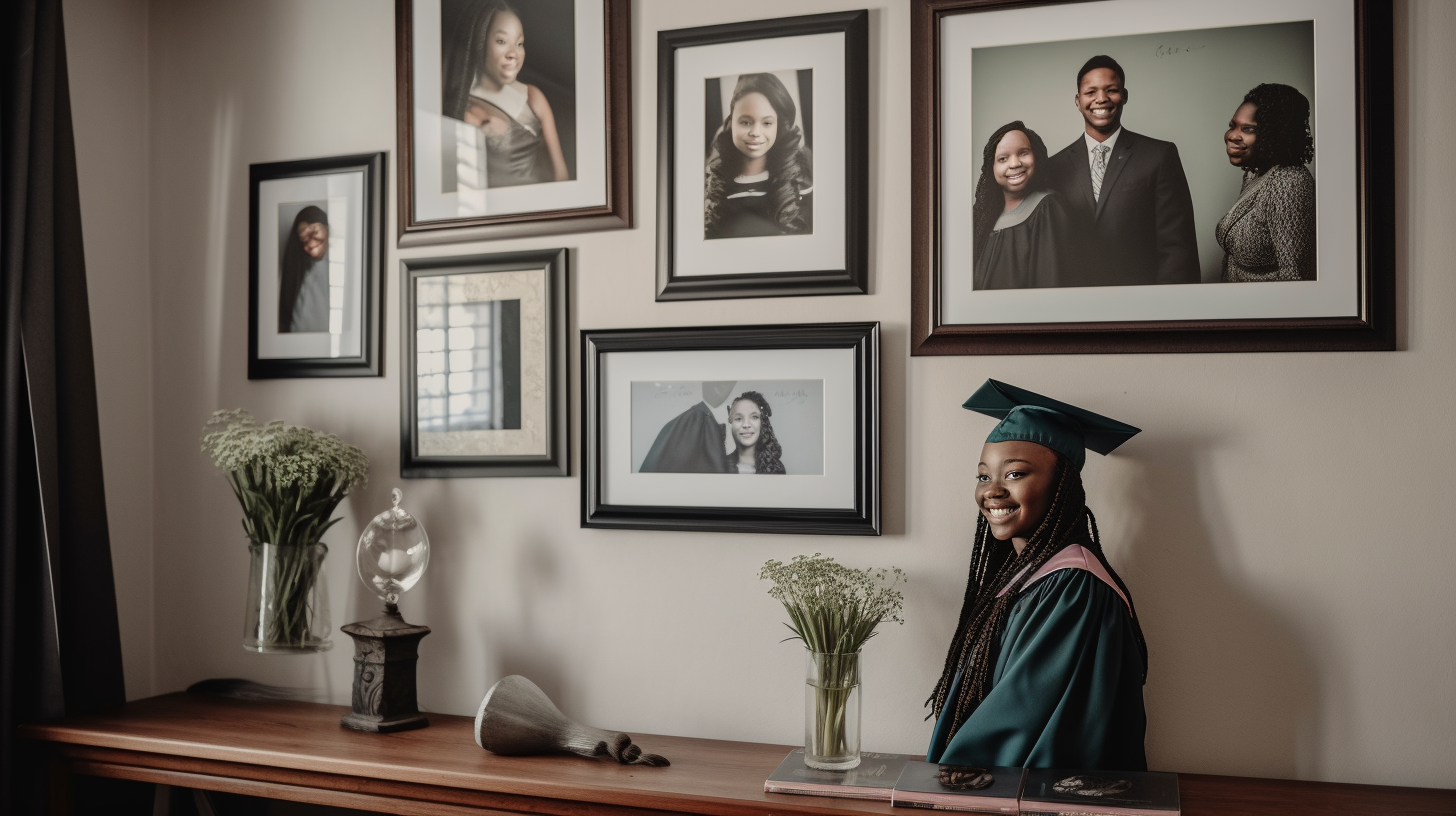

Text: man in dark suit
xmin=1045 ymin=55 xmax=1199 ymax=286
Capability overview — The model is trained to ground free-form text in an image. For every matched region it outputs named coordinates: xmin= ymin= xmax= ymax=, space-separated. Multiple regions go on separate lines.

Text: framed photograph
xmin=395 ymin=0 xmax=631 ymax=245
xmin=248 ymin=153 xmax=385 ymax=378
xmin=581 ymin=322 xmax=879 ymax=535
xmin=401 ymin=249 xmax=568 ymax=477
xmin=655 ymin=11 xmax=869 ymax=301
xmin=910 ymin=0 xmax=1394 ymax=354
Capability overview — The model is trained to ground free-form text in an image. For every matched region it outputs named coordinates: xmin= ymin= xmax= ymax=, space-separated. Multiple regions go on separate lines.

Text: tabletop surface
xmin=20 ymin=692 xmax=1456 ymax=816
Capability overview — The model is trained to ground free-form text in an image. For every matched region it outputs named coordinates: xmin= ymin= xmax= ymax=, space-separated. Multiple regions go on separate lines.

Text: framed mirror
xmin=401 ymin=249 xmax=568 ymax=477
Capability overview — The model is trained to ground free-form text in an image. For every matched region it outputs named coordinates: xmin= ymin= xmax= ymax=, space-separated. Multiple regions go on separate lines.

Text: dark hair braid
xmin=925 ymin=456 xmax=1147 ymax=734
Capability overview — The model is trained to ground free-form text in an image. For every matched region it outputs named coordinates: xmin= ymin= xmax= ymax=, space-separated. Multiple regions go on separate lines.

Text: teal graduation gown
xmin=926 ymin=560 xmax=1146 ymax=771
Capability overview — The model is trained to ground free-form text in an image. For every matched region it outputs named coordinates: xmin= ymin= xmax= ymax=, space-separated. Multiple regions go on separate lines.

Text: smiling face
xmin=992 ymin=130 xmax=1036 ymax=200
xmin=728 ymin=398 xmax=763 ymax=452
xmin=976 ymin=440 xmax=1059 ymax=549
xmin=730 ymin=91 xmax=778 ymax=171
xmin=1225 ymin=101 xmax=1260 ymax=168
xmin=297 ymin=221 xmax=328 ymax=259
xmin=1074 ymin=67 xmax=1127 ymax=138
xmin=480 ymin=10 xmax=524 ymax=88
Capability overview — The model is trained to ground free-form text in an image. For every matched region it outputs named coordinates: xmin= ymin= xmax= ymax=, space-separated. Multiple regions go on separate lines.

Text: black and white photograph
xmin=656 ymin=12 xmax=867 ymax=300
xmin=582 ymin=323 xmax=879 ymax=535
xmin=401 ymin=249 xmax=568 ymax=477
xmin=248 ymin=153 xmax=384 ymax=378
xmin=397 ymin=0 xmax=630 ymax=243
xmin=703 ymin=70 xmax=814 ymax=241
xmin=630 ymin=379 xmax=825 ymax=475
xmin=910 ymin=0 xmax=1394 ymax=354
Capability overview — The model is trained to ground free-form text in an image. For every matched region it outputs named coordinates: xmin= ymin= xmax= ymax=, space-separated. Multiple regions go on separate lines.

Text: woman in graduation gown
xmin=971 ymin=122 xmax=1074 ymax=290
xmin=926 ymin=380 xmax=1148 ymax=771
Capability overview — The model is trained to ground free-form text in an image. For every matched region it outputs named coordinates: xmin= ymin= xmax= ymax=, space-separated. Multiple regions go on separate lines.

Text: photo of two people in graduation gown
xmin=968 ymin=21 xmax=1316 ymax=292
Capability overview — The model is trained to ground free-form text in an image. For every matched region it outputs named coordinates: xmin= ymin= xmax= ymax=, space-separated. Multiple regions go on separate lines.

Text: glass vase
xmin=804 ymin=650 xmax=861 ymax=770
xmin=243 ymin=542 xmax=333 ymax=653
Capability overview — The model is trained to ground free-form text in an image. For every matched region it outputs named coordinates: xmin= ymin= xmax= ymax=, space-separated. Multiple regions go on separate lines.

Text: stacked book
xmin=764 ymin=751 xmax=1180 ymax=815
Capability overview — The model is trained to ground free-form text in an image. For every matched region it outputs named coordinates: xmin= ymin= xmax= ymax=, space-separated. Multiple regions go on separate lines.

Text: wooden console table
xmin=19 ymin=693 xmax=1456 ymax=815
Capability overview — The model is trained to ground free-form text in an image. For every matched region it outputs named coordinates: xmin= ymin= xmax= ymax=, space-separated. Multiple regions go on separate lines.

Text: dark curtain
xmin=2 ymin=0 xmax=128 ymax=812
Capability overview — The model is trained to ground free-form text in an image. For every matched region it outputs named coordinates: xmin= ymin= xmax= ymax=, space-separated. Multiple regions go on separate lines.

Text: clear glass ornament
xmin=355 ymin=488 xmax=430 ymax=606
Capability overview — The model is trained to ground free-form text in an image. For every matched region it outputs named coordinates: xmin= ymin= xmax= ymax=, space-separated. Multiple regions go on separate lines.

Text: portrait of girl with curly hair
xmin=724 ymin=391 xmax=786 ymax=474
xmin=703 ymin=71 xmax=814 ymax=240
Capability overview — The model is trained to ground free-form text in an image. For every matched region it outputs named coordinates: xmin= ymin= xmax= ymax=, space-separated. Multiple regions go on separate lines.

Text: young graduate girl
xmin=724 ymin=391 xmax=786 ymax=474
xmin=442 ymin=0 xmax=569 ymax=188
xmin=971 ymin=122 xmax=1074 ymax=290
xmin=926 ymin=380 xmax=1148 ymax=771
xmin=704 ymin=73 xmax=813 ymax=240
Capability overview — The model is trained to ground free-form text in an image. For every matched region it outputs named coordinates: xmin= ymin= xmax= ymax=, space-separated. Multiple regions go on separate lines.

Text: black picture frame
xmin=581 ymin=322 xmax=879 ymax=535
xmin=401 ymin=249 xmax=569 ymax=477
xmin=910 ymin=0 xmax=1394 ymax=355
xmin=656 ymin=11 xmax=869 ymax=301
xmin=395 ymin=0 xmax=632 ymax=245
xmin=248 ymin=152 xmax=385 ymax=379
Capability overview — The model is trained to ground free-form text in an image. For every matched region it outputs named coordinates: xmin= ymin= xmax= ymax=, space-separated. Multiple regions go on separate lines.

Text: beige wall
xmin=66 ymin=0 xmax=1456 ymax=789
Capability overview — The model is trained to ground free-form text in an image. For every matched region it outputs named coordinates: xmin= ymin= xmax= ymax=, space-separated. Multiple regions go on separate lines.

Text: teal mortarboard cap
xmin=961 ymin=380 xmax=1140 ymax=471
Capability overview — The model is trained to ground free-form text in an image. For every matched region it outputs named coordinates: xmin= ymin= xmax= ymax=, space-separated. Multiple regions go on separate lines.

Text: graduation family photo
xmin=965 ymin=22 xmax=1315 ymax=293
xmin=913 ymin=0 xmax=1390 ymax=355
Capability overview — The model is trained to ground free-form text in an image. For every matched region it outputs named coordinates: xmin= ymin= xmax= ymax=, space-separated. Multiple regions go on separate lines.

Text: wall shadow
xmin=1113 ymin=431 xmax=1320 ymax=778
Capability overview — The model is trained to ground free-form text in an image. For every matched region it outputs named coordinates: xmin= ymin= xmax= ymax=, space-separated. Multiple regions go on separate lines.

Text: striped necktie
xmin=1092 ymin=144 xmax=1110 ymax=201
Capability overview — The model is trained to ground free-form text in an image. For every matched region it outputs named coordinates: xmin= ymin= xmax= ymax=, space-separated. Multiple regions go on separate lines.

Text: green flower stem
xmin=204 ymin=410 xmax=367 ymax=649
xmin=809 ymin=652 xmax=859 ymax=759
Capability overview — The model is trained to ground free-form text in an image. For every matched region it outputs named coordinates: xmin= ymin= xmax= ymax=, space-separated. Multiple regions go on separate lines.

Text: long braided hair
xmin=926 ymin=454 xmax=1147 ymax=734
xmin=442 ymin=0 xmax=518 ymax=121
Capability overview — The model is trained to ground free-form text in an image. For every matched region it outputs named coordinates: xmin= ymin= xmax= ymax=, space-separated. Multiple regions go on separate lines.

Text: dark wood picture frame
xmin=248 ymin=152 xmax=385 ymax=379
xmin=581 ymin=322 xmax=880 ymax=535
xmin=395 ymin=0 xmax=632 ymax=245
xmin=910 ymin=0 xmax=1395 ymax=355
xmin=401 ymin=249 xmax=569 ymax=478
xmin=656 ymin=11 xmax=870 ymax=301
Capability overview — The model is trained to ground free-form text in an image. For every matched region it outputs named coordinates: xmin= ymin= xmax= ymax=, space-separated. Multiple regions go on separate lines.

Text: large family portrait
xmin=911 ymin=0 xmax=1391 ymax=355
xmin=248 ymin=153 xmax=383 ymax=378
xmin=396 ymin=0 xmax=629 ymax=242
xmin=656 ymin=11 xmax=867 ymax=300
xmin=967 ymin=22 xmax=1314 ymax=292
xmin=630 ymin=380 xmax=825 ymax=476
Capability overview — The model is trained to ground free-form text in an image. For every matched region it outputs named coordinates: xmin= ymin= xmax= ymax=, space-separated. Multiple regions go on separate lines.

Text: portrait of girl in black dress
xmin=703 ymin=72 xmax=814 ymax=240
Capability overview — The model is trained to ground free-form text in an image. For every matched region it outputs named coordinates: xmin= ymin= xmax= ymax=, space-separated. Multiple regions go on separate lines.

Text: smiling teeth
xmin=988 ymin=507 xmax=1015 ymax=518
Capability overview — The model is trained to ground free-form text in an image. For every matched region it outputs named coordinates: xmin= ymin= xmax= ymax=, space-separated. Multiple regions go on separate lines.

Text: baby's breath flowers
xmin=202 ymin=409 xmax=369 ymax=648
xmin=202 ymin=409 xmax=368 ymax=550
xmin=761 ymin=554 xmax=904 ymax=766
xmin=759 ymin=553 xmax=906 ymax=655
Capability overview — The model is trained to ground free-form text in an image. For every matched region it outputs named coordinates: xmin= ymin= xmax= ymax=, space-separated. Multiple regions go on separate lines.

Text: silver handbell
xmin=473 ymin=675 xmax=669 ymax=766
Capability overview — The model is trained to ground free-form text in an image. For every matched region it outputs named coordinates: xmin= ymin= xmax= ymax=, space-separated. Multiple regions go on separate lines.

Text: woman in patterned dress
xmin=1215 ymin=83 xmax=1316 ymax=282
